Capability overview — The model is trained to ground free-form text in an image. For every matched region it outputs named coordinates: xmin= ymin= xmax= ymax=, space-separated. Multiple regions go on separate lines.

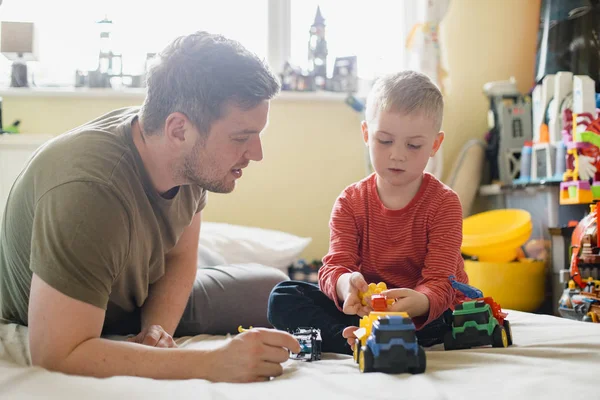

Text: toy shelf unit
xmin=477 ymin=181 xmax=589 ymax=315
xmin=516 ymin=74 xmax=598 ymax=187
xmin=484 ymin=78 xmax=533 ymax=186
xmin=555 ymin=203 xmax=600 ymax=323
xmin=559 ymin=109 xmax=600 ymax=205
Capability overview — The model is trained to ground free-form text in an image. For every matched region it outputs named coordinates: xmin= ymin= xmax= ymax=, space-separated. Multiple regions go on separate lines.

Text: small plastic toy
xmin=558 ymin=278 xmax=600 ymax=323
xmin=238 ymin=325 xmax=322 ymax=361
xmin=289 ymin=327 xmax=322 ymax=362
xmin=444 ymin=277 xmax=513 ymax=350
xmin=358 ymin=282 xmax=394 ymax=307
xmin=237 ymin=325 xmax=253 ymax=333
xmin=449 ymin=275 xmax=483 ymax=299
xmin=353 ymin=292 xmax=426 ymax=374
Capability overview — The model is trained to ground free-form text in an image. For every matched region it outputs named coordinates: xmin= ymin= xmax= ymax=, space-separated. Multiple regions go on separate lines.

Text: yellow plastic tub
xmin=464 ymin=258 xmax=546 ymax=312
xmin=462 ymin=209 xmax=532 ymax=262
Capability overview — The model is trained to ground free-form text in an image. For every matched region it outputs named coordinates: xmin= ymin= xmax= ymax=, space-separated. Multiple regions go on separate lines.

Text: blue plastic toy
xmin=449 ymin=275 xmax=483 ymax=299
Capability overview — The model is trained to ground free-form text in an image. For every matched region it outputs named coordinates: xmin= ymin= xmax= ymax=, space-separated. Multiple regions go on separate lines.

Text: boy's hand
xmin=381 ymin=288 xmax=430 ymax=318
xmin=337 ymin=272 xmax=371 ymax=317
xmin=342 ymin=326 xmax=360 ymax=349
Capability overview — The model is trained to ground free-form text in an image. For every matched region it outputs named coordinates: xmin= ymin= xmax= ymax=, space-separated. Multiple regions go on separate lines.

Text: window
xmin=0 ymin=0 xmax=411 ymax=88
xmin=0 ymin=0 xmax=267 ymax=86
xmin=289 ymin=0 xmax=409 ymax=80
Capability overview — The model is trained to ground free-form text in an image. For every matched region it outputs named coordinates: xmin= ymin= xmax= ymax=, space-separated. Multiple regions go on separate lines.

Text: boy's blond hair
xmin=365 ymin=70 xmax=444 ymax=131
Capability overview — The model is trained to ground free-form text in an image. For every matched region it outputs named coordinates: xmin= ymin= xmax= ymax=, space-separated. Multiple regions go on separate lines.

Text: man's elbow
xmin=30 ymin=339 xmax=89 ymax=374
xmin=31 ymin=350 xmax=68 ymax=372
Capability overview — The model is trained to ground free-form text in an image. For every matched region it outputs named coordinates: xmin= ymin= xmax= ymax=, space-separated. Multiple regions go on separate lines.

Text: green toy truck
xmin=444 ymin=297 xmax=513 ymax=350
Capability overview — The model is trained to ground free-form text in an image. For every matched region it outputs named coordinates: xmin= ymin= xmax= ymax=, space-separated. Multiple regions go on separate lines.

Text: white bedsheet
xmin=1 ymin=310 xmax=599 ymax=400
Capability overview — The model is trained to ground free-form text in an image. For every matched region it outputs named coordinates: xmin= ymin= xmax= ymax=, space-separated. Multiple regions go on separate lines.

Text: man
xmin=0 ymin=31 xmax=300 ymax=383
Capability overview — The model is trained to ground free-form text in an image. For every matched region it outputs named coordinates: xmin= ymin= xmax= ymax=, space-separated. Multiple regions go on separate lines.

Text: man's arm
xmin=28 ymin=273 xmax=212 ymax=379
xmin=28 ymin=273 xmax=300 ymax=382
xmin=139 ymin=212 xmax=201 ymax=336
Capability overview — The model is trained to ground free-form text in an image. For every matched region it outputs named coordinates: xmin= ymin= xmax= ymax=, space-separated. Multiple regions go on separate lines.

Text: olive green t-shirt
xmin=0 ymin=107 xmax=207 ymax=327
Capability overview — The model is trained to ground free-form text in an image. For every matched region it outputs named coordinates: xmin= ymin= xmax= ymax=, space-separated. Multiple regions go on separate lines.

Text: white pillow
xmin=198 ymin=222 xmax=312 ymax=273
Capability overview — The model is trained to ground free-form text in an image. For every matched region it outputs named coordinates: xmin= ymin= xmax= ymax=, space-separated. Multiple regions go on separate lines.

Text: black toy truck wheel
xmin=359 ymin=346 xmax=374 ymax=373
xmin=410 ymin=346 xmax=426 ymax=374
xmin=491 ymin=325 xmax=508 ymax=348
xmin=353 ymin=339 xmax=361 ymax=364
xmin=444 ymin=331 xmax=456 ymax=351
xmin=503 ymin=320 xmax=513 ymax=346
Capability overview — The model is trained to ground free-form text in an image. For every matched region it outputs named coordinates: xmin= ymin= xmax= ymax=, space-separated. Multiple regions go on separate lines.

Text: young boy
xmin=267 ymin=70 xmax=468 ymax=355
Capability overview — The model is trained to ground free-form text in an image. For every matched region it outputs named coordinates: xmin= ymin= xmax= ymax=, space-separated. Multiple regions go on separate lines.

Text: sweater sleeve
xmin=413 ymin=190 xmax=463 ymax=328
xmin=318 ymin=193 xmax=361 ymax=311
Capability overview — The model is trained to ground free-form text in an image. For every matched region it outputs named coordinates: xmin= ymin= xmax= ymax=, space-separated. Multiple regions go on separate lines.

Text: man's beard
xmin=178 ymin=144 xmax=234 ymax=194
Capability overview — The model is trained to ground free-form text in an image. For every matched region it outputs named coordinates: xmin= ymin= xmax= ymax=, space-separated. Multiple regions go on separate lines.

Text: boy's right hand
xmin=338 ymin=272 xmax=371 ymax=317
xmin=208 ymin=328 xmax=301 ymax=383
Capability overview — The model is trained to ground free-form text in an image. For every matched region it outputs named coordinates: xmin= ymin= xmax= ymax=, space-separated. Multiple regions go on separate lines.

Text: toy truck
xmin=558 ymin=278 xmax=600 ymax=323
xmin=444 ymin=276 xmax=513 ymax=350
xmin=444 ymin=297 xmax=512 ymax=350
xmin=353 ymin=294 xmax=426 ymax=374
xmin=239 ymin=325 xmax=322 ymax=361
xmin=289 ymin=327 xmax=322 ymax=362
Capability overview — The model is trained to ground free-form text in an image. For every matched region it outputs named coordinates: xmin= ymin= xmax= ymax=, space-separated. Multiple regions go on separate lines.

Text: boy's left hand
xmin=381 ymin=288 xmax=430 ymax=318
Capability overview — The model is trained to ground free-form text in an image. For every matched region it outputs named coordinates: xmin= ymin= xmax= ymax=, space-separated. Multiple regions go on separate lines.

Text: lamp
xmin=1 ymin=21 xmax=38 ymax=87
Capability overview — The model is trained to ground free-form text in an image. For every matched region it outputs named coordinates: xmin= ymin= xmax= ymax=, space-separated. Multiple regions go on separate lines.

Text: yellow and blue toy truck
xmin=353 ymin=311 xmax=426 ymax=374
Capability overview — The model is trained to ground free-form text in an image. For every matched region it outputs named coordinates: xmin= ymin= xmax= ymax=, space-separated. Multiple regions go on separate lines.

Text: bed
xmin=1 ymin=309 xmax=599 ymax=399
xmin=2 ymin=223 xmax=600 ymax=398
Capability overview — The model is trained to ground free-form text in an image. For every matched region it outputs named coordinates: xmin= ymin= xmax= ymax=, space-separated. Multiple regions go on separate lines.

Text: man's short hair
xmin=365 ymin=70 xmax=444 ymax=131
xmin=140 ymin=31 xmax=280 ymax=135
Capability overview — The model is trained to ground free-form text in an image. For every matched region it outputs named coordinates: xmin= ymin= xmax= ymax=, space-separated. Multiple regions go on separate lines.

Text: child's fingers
xmin=357 ymin=304 xmax=372 ymax=317
xmin=343 ymin=295 xmax=361 ymax=315
xmin=342 ymin=326 xmax=359 ymax=338
xmin=349 ymin=272 xmax=368 ymax=292
xmin=388 ymin=297 xmax=412 ymax=313
xmin=381 ymin=288 xmax=413 ymax=299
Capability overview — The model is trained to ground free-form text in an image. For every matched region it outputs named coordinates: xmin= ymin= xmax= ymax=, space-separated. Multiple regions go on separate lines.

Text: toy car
xmin=289 ymin=327 xmax=322 ymax=361
xmin=558 ymin=278 xmax=600 ymax=323
xmin=444 ymin=276 xmax=512 ymax=350
xmin=444 ymin=297 xmax=512 ymax=350
xmin=355 ymin=313 xmax=426 ymax=374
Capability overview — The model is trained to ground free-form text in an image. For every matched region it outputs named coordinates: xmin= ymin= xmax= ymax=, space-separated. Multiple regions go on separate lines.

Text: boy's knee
xmin=267 ymin=281 xmax=308 ymax=328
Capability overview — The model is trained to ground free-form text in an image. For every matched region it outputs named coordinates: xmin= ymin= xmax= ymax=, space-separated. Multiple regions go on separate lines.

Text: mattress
xmin=1 ymin=310 xmax=599 ymax=399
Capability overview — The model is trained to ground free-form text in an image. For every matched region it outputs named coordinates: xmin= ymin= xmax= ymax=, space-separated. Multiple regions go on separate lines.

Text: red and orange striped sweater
xmin=318 ymin=172 xmax=468 ymax=329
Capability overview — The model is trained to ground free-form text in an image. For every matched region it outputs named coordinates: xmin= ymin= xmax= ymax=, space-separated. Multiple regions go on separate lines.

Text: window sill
xmin=0 ymin=87 xmax=350 ymax=102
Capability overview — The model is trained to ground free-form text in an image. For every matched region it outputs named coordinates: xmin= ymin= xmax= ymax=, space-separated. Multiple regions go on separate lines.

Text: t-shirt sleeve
xmin=195 ymin=187 xmax=208 ymax=214
xmin=30 ymin=182 xmax=130 ymax=310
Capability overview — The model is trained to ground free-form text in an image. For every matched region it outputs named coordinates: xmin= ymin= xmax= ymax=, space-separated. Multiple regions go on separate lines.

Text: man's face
xmin=179 ymin=101 xmax=269 ymax=193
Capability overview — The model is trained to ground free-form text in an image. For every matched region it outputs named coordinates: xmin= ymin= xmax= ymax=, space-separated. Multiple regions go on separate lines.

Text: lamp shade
xmin=1 ymin=21 xmax=38 ymax=61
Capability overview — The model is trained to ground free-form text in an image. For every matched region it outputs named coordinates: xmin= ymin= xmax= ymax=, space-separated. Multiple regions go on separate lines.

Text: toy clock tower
xmin=308 ymin=6 xmax=328 ymax=90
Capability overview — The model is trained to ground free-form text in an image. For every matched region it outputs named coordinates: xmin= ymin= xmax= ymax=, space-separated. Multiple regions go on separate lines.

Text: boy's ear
xmin=430 ymin=131 xmax=445 ymax=156
xmin=361 ymin=120 xmax=369 ymax=145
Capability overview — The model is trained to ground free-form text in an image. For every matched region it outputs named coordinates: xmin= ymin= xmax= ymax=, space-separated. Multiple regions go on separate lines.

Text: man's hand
xmin=382 ymin=288 xmax=430 ymax=318
xmin=127 ymin=325 xmax=177 ymax=348
xmin=337 ymin=272 xmax=371 ymax=317
xmin=208 ymin=328 xmax=301 ymax=383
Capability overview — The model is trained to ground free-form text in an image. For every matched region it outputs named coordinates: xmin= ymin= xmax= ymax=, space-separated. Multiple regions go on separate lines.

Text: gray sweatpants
xmin=103 ymin=264 xmax=288 ymax=337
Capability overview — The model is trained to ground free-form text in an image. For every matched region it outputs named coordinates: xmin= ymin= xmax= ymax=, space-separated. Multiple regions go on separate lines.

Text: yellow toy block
xmin=358 ymin=282 xmax=395 ymax=306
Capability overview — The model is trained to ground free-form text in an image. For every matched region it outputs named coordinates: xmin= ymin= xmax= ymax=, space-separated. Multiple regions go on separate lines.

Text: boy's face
xmin=362 ymin=109 xmax=444 ymax=188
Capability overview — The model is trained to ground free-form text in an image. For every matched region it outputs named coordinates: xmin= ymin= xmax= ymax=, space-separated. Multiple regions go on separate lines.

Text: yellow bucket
xmin=462 ymin=209 xmax=532 ymax=262
xmin=464 ymin=259 xmax=546 ymax=312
